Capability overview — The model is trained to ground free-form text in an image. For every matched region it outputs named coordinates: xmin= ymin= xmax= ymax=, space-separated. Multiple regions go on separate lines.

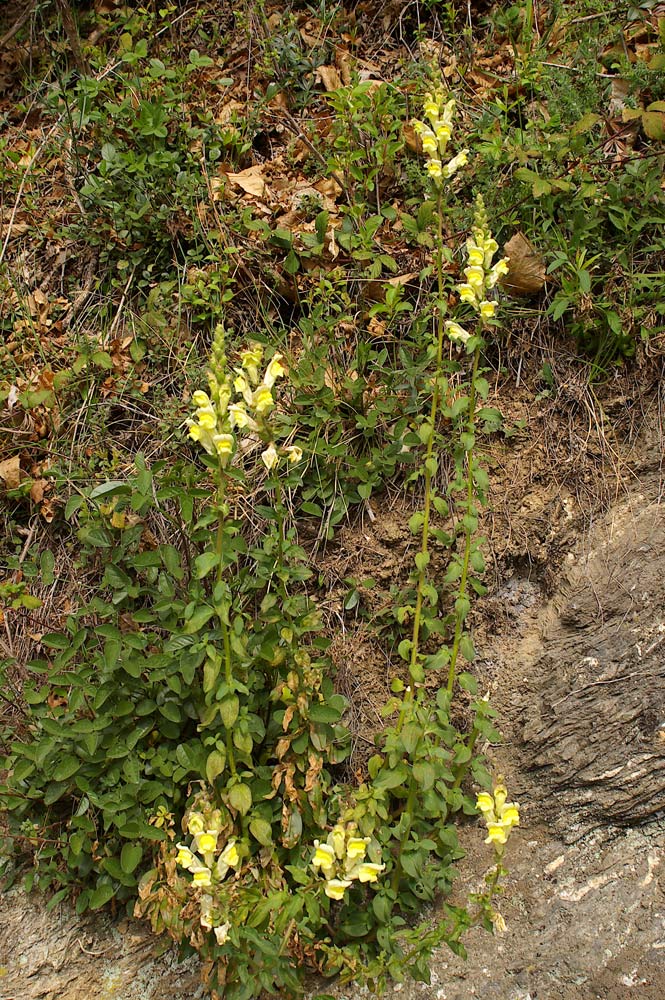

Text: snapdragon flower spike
xmin=456 ymin=196 xmax=510 ymax=322
xmin=476 ymin=780 xmax=520 ymax=847
xmin=311 ymin=824 xmax=384 ymax=898
xmin=413 ymin=91 xmax=469 ymax=188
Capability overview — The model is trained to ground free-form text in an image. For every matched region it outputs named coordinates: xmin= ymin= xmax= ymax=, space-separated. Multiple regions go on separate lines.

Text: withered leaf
xmin=501 ymin=232 xmax=546 ymax=297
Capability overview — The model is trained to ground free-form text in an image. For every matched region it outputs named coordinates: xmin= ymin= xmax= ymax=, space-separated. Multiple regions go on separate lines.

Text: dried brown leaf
xmin=501 ymin=233 xmax=546 ymax=297
xmin=0 ymin=455 xmax=21 ymax=489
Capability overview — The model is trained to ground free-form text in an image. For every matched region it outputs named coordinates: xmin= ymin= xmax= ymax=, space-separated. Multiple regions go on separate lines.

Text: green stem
xmin=214 ymin=469 xmax=236 ymax=777
xmin=394 ymin=190 xmax=447 ymax=886
xmin=402 ymin=189 xmax=447 ymax=726
xmin=446 ymin=336 xmax=481 ymax=696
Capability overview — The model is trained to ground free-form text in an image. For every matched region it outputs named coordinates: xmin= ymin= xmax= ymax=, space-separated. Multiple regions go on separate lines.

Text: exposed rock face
xmin=520 ymin=496 xmax=665 ymax=832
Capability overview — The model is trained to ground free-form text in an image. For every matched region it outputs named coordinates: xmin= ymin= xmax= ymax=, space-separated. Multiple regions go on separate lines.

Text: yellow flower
xmin=214 ymin=922 xmax=230 ymax=945
xmin=233 ymin=373 xmax=254 ymax=406
xmin=421 ymin=131 xmax=438 ymax=155
xmin=426 ymin=158 xmax=443 ymax=181
xmin=479 ymin=300 xmax=496 ymax=320
xmin=196 ymin=407 xmax=217 ymax=430
xmin=492 ymin=910 xmax=507 ymax=934
xmin=458 ymin=283 xmax=477 ymax=305
xmin=423 ymin=97 xmax=439 ymax=122
xmin=494 ymin=783 xmax=507 ymax=811
xmin=213 ymin=433 xmax=234 ymax=458
xmin=331 ymin=825 xmax=346 ymax=860
xmin=240 ymin=344 xmax=263 ymax=384
xmin=261 ymin=442 xmax=279 ymax=471
xmin=435 ymin=121 xmax=451 ymax=146
xmin=175 ymin=844 xmax=196 ymax=869
xmin=252 ymin=384 xmax=274 ymax=415
xmin=324 ymin=878 xmax=352 ymax=900
xmin=356 ymin=862 xmax=385 ymax=883
xmin=200 ymin=895 xmax=214 ymax=930
xmin=475 ymin=792 xmax=494 ymax=815
xmin=346 ymin=837 xmax=370 ymax=861
xmin=228 ymin=403 xmax=251 ymax=429
xmin=485 ymin=823 xmax=508 ymax=846
xmin=445 ymin=321 xmax=471 ymax=344
xmin=488 ymin=257 xmax=510 ymax=288
xmin=192 ymin=390 xmax=212 ymax=408
xmin=464 ymin=265 xmax=485 ymax=290
xmin=443 ymin=149 xmax=469 ymax=178
xmin=192 ymin=867 xmax=212 ymax=888
xmin=262 ymin=353 xmax=286 ymax=388
xmin=285 ymin=445 xmax=303 ymax=464
xmin=466 ymin=245 xmax=485 ymax=268
xmin=219 ymin=840 xmax=240 ymax=868
xmin=197 ymin=831 xmax=218 ymax=854
xmin=313 ymin=841 xmax=336 ymax=875
xmin=188 ymin=813 xmax=206 ymax=836
xmin=501 ymin=804 xmax=520 ymax=828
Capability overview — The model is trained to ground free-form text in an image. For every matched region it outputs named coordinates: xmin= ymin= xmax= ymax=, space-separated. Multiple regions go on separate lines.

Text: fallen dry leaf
xmin=226 ymin=166 xmax=268 ymax=199
xmin=316 ymin=65 xmax=342 ymax=91
xmin=0 ymin=455 xmax=21 ymax=489
xmin=30 ymin=479 xmax=47 ymax=504
xmin=501 ymin=233 xmax=546 ymax=297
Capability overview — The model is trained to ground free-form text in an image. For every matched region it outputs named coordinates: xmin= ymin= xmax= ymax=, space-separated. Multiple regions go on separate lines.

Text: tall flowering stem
xmin=443 ymin=196 xmax=509 ymax=696
xmin=187 ymin=328 xmax=297 ymax=780
xmin=398 ymin=87 xmax=470 ymax=728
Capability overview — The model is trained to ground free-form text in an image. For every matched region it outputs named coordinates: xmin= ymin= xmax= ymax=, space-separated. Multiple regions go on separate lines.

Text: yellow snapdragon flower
xmin=476 ymin=780 xmax=520 ymax=848
xmin=240 ymin=344 xmax=263 ymax=384
xmin=188 ymin=813 xmax=206 ymax=835
xmin=357 ymin=862 xmax=385 ymax=883
xmin=213 ymin=434 xmax=235 ymax=464
xmin=261 ymin=442 xmax=279 ymax=471
xmin=214 ymin=922 xmax=230 ymax=945
xmin=219 ymin=840 xmax=240 ymax=868
xmin=262 ymin=353 xmax=286 ymax=388
xmin=285 ymin=445 xmax=303 ymax=464
xmin=192 ymin=867 xmax=212 ymax=888
xmin=324 ymin=878 xmax=352 ymax=900
xmin=346 ymin=837 xmax=370 ymax=861
xmin=445 ymin=321 xmax=471 ymax=345
xmin=253 ymin=385 xmax=274 ymax=415
xmin=196 ymin=831 xmax=218 ymax=854
xmin=176 ymin=844 xmax=196 ymax=869
xmin=443 ymin=148 xmax=469 ymax=178
xmin=313 ymin=841 xmax=336 ymax=875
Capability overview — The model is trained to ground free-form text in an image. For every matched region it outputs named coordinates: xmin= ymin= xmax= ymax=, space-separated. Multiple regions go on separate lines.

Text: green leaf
xmin=40 ymin=550 xmax=55 ymax=585
xmin=159 ymin=702 xmax=181 ymax=723
xmin=220 ymin=694 xmax=239 ymax=728
xmin=414 ymin=551 xmax=430 ymax=573
xmin=229 ymin=783 xmax=252 ymax=815
xmin=308 ymin=703 xmax=341 ymax=724
xmin=89 ymin=480 xmax=130 ymax=500
xmin=459 ymin=634 xmax=476 ymax=663
xmin=206 ymin=749 xmax=226 ymax=783
xmin=373 ymin=765 xmax=408 ymax=791
xmin=458 ymin=671 xmax=478 ymax=694
xmin=41 ymin=633 xmax=69 ymax=649
xmin=120 ymin=843 xmax=143 ymax=874
xmin=89 ymin=881 xmax=115 ymax=910
xmin=249 ymin=817 xmax=273 ymax=847
xmin=195 ymin=552 xmax=220 ymax=579
xmin=397 ymin=638 xmax=412 ymax=662
xmin=53 ymin=756 xmax=80 ymax=781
